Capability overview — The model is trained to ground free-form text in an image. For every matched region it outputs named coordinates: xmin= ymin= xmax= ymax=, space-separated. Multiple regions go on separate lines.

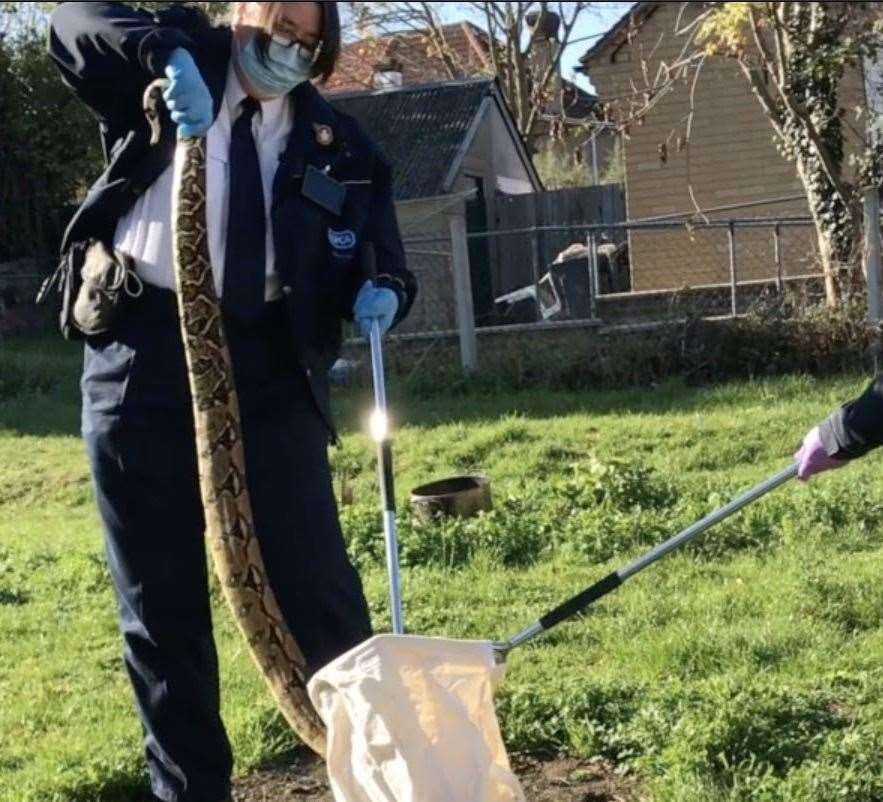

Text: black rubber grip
xmin=361 ymin=241 xmax=378 ymax=283
xmin=538 ymin=571 xmax=623 ymax=631
xmin=378 ymin=440 xmax=396 ymax=512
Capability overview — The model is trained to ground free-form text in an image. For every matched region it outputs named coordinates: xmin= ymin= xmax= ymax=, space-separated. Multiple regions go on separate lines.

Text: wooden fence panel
xmin=493 ymin=185 xmax=625 ymax=296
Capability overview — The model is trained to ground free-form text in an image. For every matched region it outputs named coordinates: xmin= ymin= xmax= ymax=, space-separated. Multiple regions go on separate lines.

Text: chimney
xmin=372 ymin=57 xmax=404 ymax=90
xmin=525 ymin=9 xmax=562 ymax=115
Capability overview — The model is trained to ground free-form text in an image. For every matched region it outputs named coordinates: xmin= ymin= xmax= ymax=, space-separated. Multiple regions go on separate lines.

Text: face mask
xmin=236 ymin=33 xmax=313 ymax=98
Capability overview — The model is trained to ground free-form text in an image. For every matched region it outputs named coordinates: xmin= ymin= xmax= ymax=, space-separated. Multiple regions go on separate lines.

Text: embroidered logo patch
xmin=328 ymin=229 xmax=356 ymax=251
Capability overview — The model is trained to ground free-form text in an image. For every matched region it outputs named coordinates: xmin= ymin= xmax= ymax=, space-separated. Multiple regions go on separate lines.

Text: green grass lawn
xmin=2 ymin=334 xmax=883 ymax=802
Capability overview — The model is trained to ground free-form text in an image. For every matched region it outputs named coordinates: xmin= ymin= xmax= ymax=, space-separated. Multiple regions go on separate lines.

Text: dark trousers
xmin=81 ymin=284 xmax=372 ymax=802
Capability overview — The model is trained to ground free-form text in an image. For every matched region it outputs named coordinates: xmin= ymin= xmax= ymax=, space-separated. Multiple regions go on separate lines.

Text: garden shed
xmin=330 ymin=78 xmax=542 ymax=333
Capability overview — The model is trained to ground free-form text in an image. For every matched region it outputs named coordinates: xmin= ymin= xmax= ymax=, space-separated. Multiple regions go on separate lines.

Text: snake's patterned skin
xmin=143 ymin=80 xmax=326 ymax=756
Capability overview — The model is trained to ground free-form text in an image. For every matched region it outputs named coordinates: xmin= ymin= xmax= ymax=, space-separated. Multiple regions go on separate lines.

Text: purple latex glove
xmin=794 ymin=426 xmax=844 ymax=481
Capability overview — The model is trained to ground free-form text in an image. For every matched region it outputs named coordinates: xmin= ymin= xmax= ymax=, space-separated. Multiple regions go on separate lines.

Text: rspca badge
xmin=314 ymin=123 xmax=334 ymax=146
xmin=328 ymin=228 xmax=356 ymax=251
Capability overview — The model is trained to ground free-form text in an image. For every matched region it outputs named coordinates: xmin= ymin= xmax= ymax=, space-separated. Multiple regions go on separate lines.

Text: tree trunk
xmin=794 ymin=151 xmax=858 ymax=307
xmin=796 ymin=157 xmax=839 ymax=305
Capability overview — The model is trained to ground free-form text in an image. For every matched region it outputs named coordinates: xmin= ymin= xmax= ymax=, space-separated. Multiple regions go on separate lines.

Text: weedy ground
xmin=1 ymin=334 xmax=882 ymax=802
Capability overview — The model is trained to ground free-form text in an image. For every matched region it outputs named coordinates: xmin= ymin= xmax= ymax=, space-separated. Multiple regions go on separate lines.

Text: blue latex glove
xmin=353 ymin=280 xmax=398 ymax=339
xmin=163 ymin=48 xmax=213 ymax=137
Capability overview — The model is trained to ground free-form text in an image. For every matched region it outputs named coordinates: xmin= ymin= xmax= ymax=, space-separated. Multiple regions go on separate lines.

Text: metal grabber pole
xmin=494 ymin=462 xmax=798 ymax=662
xmin=362 ymin=242 xmax=404 ymax=634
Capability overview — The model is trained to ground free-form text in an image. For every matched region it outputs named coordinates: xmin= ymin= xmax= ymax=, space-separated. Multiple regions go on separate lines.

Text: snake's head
xmin=143 ymin=78 xmax=170 ymax=146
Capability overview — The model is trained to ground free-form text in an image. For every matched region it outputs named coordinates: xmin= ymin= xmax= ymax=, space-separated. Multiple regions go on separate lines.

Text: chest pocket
xmin=324 ymin=181 xmax=372 ymax=271
xmin=270 ymin=152 xmax=374 ymax=285
xmin=297 ymin=164 xmax=374 ymax=263
xmin=340 ymin=178 xmax=373 ymax=218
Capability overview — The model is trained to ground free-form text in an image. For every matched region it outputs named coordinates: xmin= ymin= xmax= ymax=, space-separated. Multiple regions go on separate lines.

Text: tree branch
xmin=746 ymin=4 xmax=853 ymax=212
xmin=737 ymin=56 xmax=786 ymax=140
xmin=481 ymin=2 xmax=502 ymax=79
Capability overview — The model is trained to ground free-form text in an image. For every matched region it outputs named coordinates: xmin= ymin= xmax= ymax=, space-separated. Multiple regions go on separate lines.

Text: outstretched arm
xmin=795 ymin=374 xmax=883 ymax=480
xmin=818 ymin=373 xmax=883 ymax=459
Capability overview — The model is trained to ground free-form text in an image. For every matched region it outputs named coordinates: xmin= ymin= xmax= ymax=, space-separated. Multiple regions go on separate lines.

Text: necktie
xmin=223 ymin=96 xmax=266 ymax=324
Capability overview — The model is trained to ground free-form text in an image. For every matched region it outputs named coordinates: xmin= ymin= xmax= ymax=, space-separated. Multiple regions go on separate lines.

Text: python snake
xmin=143 ymin=79 xmax=326 ymax=756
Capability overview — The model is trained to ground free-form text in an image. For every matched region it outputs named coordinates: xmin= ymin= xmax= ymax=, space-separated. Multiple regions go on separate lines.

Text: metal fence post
xmin=863 ymin=187 xmax=883 ymax=325
xmin=448 ymin=211 xmax=478 ymax=375
xmin=773 ymin=223 xmax=784 ymax=293
xmin=728 ymin=221 xmax=738 ymax=316
xmin=586 ymin=230 xmax=599 ymax=320
xmin=530 ymin=226 xmax=542 ymax=323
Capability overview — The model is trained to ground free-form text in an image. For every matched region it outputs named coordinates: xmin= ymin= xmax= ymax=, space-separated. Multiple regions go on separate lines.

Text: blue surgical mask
xmin=235 ymin=34 xmax=313 ymax=98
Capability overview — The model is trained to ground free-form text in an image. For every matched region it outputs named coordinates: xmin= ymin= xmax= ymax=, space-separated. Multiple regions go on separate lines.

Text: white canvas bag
xmin=307 ymin=634 xmax=526 ymax=802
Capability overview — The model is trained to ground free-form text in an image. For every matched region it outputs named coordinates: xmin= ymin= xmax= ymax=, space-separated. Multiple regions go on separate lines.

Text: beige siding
xmin=585 ymin=2 xmax=865 ymax=291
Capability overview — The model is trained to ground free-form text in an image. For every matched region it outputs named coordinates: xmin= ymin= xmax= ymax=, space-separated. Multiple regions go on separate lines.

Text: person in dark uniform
xmin=48 ymin=3 xmax=416 ymax=801
xmin=795 ymin=375 xmax=883 ymax=479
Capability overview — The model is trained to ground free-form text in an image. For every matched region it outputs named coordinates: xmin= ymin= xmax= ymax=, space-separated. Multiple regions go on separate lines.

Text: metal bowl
xmin=409 ymin=475 xmax=493 ymax=522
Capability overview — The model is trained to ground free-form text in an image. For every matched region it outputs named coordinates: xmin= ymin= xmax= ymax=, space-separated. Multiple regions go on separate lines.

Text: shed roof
xmin=330 ymin=78 xmax=539 ymax=201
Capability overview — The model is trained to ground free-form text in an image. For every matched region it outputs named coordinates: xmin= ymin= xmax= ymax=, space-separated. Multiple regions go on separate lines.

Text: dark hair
xmin=251 ymin=2 xmax=340 ymax=84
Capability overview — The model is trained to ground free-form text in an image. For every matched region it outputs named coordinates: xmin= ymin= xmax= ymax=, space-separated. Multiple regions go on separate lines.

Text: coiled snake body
xmin=143 ymin=80 xmax=326 ymax=755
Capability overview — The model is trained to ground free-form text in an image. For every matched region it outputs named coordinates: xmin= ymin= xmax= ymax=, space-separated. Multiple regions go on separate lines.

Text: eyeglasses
xmin=270 ymin=31 xmax=323 ymax=65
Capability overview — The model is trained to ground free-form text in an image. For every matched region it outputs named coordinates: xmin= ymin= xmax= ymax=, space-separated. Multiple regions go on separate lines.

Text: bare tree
xmin=345 ymin=1 xmax=599 ymax=151
xmin=699 ymin=2 xmax=883 ymax=305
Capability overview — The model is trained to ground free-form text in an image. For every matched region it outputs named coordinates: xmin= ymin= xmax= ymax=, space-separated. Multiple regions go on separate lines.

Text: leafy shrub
xmin=342 ymin=456 xmax=679 ymax=569
xmin=669 ymin=488 xmax=791 ymax=560
xmin=369 ymin=290 xmax=878 ymax=394
xmin=551 ymin=458 xmax=676 ymax=512
xmin=558 ymin=506 xmax=671 ymax=564
xmin=398 ymin=493 xmax=553 ymax=569
xmin=344 ymin=490 xmax=556 ymax=571
xmin=341 ymin=447 xmax=883 ymax=575
xmin=0 ymin=360 xmax=58 ymax=402
xmin=338 ymin=504 xmax=386 ymax=571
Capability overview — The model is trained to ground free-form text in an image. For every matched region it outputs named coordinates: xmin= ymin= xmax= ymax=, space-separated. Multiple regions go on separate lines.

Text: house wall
xmin=584 ymin=2 xmax=867 ymax=292
xmin=458 ymin=101 xmax=537 ymax=194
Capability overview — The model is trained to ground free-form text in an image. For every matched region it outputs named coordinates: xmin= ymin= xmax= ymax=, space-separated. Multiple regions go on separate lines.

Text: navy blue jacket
xmin=820 ymin=375 xmax=883 ymax=460
xmin=48 ymin=1 xmax=417 ymax=439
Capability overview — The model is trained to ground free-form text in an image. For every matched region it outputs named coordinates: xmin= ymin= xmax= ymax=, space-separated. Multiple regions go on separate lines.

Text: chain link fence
xmin=338 ymin=212 xmax=828 ymax=385
xmin=0 ymin=209 xmax=850 ymax=383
